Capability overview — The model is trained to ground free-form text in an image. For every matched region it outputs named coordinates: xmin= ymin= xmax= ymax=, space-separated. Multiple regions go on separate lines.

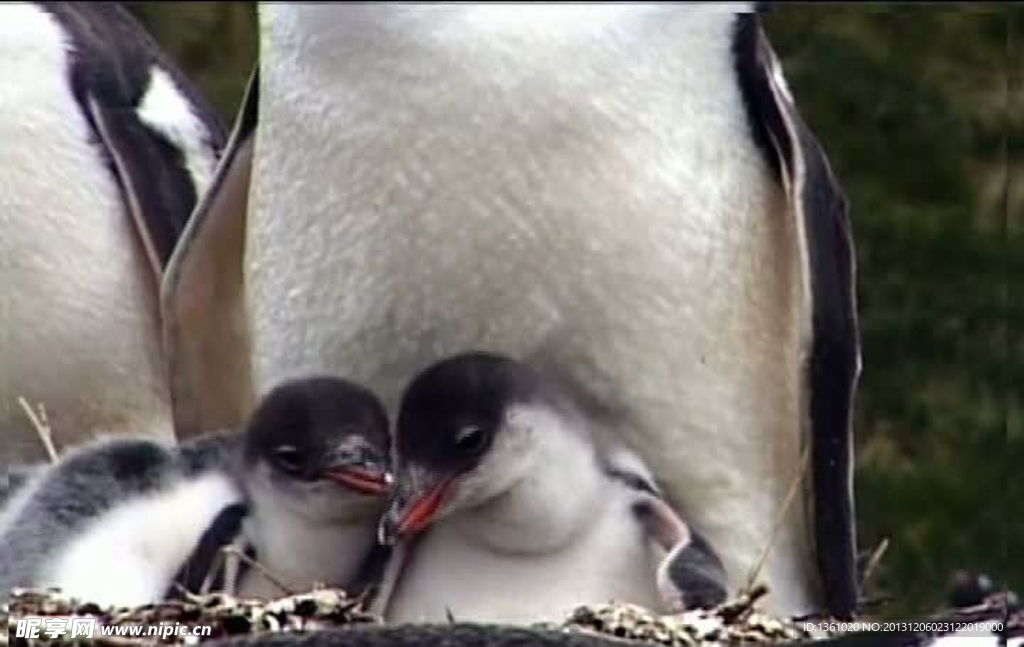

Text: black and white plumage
xmin=630 ymin=491 xmax=729 ymax=614
xmin=0 ymin=432 xmax=240 ymax=607
xmin=0 ymin=1 xmax=226 ymax=465
xmin=0 ymin=376 xmax=392 ymax=608
xmin=229 ymin=376 xmax=392 ymax=599
xmin=163 ymin=5 xmax=860 ymax=619
xmin=373 ymin=351 xmax=727 ymax=624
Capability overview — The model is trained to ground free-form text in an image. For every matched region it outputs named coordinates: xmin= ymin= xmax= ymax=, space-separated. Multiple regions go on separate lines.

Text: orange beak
xmin=378 ymin=471 xmax=454 ymax=544
xmin=322 ymin=458 xmax=392 ymax=496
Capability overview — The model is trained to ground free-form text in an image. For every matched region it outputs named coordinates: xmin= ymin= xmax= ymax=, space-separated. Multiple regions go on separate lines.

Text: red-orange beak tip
xmin=324 ymin=466 xmax=391 ymax=496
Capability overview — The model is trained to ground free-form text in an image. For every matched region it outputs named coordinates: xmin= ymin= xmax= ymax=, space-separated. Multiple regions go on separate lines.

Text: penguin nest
xmin=2 ymin=585 xmax=816 ymax=647
xmin=2 ymin=587 xmax=379 ymax=646
xmin=557 ymin=592 xmax=812 ymax=646
xmin=7 ymin=586 xmax=1019 ymax=647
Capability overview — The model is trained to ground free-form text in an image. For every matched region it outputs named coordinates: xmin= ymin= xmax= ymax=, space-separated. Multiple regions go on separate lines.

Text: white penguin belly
xmin=250 ymin=5 xmax=815 ymax=615
xmin=0 ymin=4 xmax=172 ymax=465
xmin=385 ymin=501 xmax=663 ymax=625
xmin=235 ymin=514 xmax=377 ymax=600
xmin=38 ymin=472 xmax=241 ymax=608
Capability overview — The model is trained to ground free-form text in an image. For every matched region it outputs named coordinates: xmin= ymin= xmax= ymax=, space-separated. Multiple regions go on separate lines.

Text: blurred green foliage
xmin=762 ymin=5 xmax=1022 ymax=617
xmin=125 ymin=2 xmax=1021 ymax=620
xmin=124 ymin=1 xmax=257 ymax=121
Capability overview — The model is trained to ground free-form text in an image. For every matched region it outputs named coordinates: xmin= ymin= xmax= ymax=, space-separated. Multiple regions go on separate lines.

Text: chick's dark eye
xmin=270 ymin=445 xmax=302 ymax=474
xmin=454 ymin=425 xmax=486 ymax=454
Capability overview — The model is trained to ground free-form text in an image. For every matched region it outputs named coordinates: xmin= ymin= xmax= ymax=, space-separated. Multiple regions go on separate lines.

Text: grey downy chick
xmin=0 ymin=376 xmax=392 ymax=607
xmin=0 ymin=430 xmax=240 ymax=607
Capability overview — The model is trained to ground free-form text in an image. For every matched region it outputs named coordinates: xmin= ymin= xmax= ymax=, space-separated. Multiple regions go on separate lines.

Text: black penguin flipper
xmin=86 ymin=96 xmax=198 ymax=275
xmin=167 ymin=501 xmax=249 ymax=600
xmin=37 ymin=2 xmax=227 ymax=278
xmin=161 ymin=65 xmax=260 ymax=441
xmin=346 ymin=543 xmax=394 ymax=604
xmin=363 ymin=535 xmax=425 ymax=617
xmin=734 ymin=12 xmax=861 ymax=620
xmin=656 ymin=530 xmax=729 ymax=612
xmin=630 ymin=495 xmax=729 ymax=612
xmin=167 ymin=432 xmax=250 ymax=598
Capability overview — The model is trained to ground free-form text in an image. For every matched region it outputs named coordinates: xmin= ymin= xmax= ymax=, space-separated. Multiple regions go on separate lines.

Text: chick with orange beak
xmin=0 ymin=376 xmax=394 ymax=607
xmin=233 ymin=376 xmax=393 ymax=598
xmin=375 ymin=352 xmax=728 ymax=624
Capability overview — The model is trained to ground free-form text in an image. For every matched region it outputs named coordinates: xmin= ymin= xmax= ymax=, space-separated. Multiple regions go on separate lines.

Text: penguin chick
xmin=376 ymin=351 xmax=723 ymax=624
xmin=0 ymin=431 xmax=241 ymax=607
xmin=0 ymin=377 xmax=392 ymax=607
xmin=231 ymin=376 xmax=392 ymax=599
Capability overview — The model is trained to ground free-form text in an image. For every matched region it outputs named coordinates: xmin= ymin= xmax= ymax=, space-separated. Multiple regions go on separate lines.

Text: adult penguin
xmin=0 ymin=2 xmax=227 ymax=464
xmin=164 ymin=4 xmax=860 ymax=620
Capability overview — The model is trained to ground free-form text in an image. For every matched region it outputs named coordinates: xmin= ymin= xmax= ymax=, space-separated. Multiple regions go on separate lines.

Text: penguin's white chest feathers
xmin=248 ymin=6 xmax=814 ymax=615
xmin=385 ymin=480 xmax=663 ymax=625
xmin=236 ymin=479 xmax=380 ymax=598
xmin=237 ymin=514 xmax=377 ymax=599
xmin=39 ymin=473 xmax=241 ymax=608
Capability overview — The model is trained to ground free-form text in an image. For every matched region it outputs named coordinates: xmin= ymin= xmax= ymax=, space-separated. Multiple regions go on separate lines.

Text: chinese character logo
xmin=44 ymin=617 xmax=69 ymax=638
xmin=15 ymin=618 xmax=42 ymax=638
xmin=69 ymin=618 xmax=96 ymax=638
